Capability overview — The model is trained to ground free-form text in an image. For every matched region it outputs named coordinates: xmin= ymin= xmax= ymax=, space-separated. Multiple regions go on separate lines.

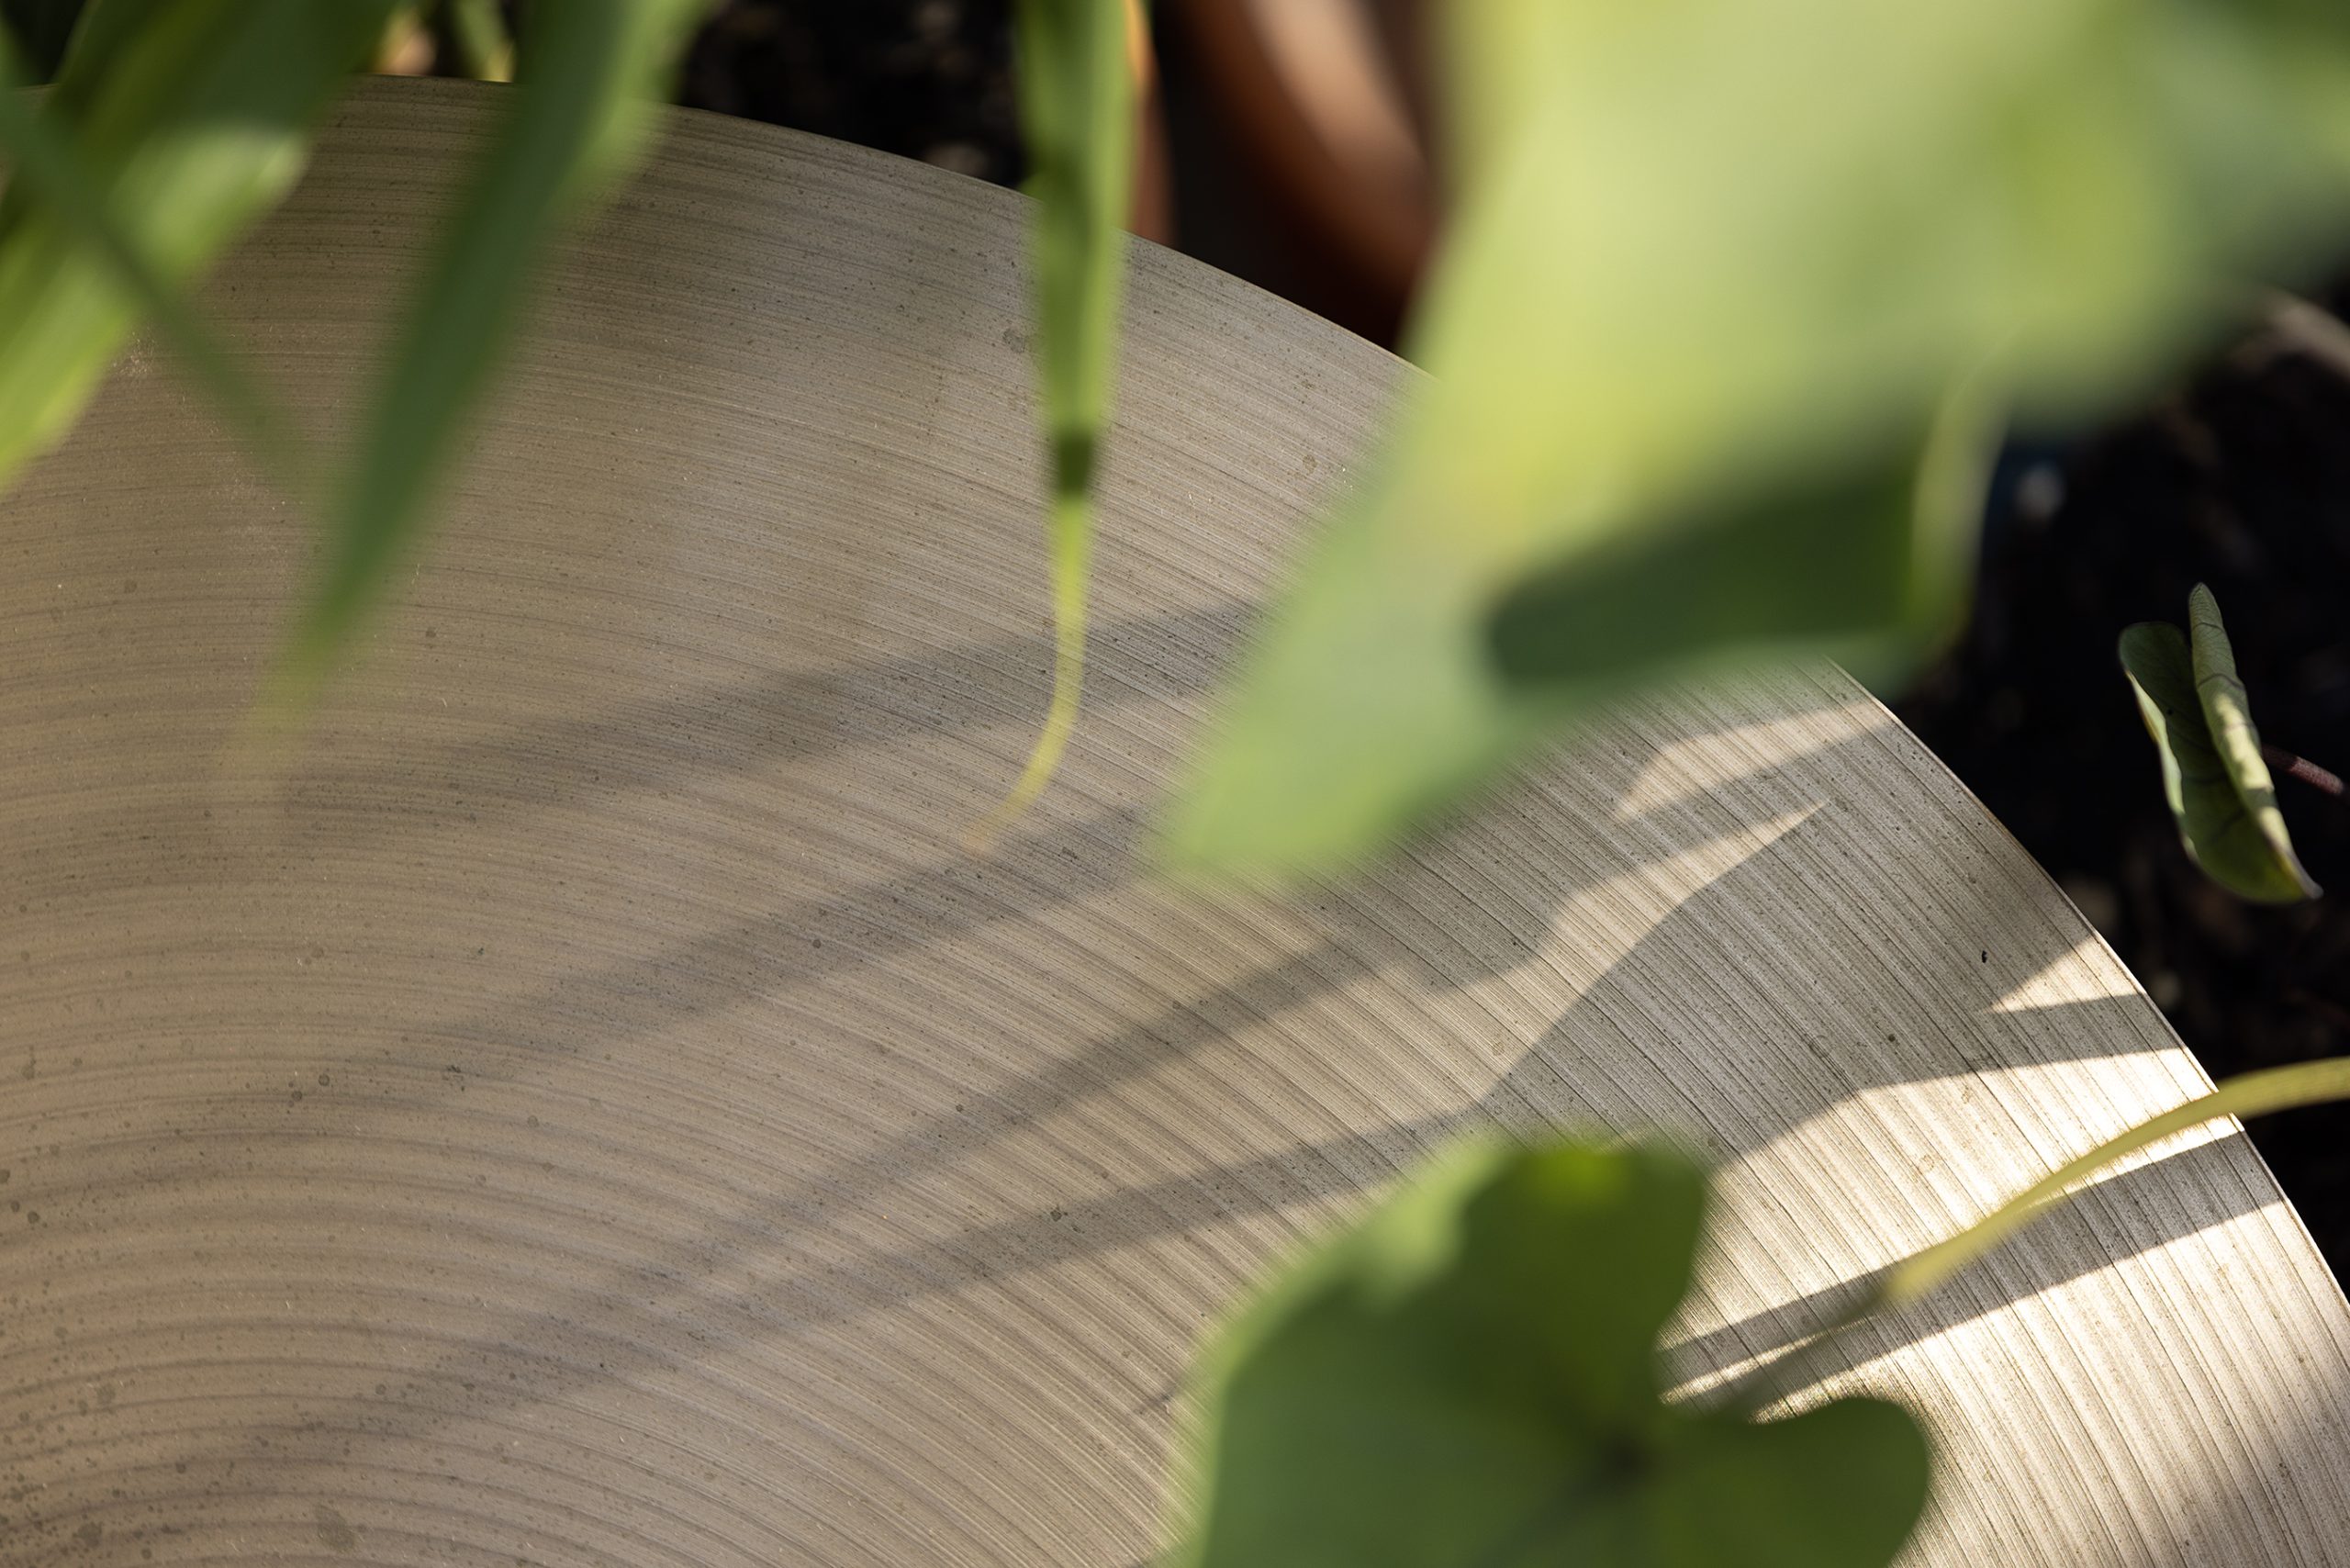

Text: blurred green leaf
xmin=1488 ymin=388 xmax=1992 ymax=698
xmin=0 ymin=21 xmax=308 ymax=492
xmin=1169 ymin=1139 xmax=1930 ymax=1568
xmin=0 ymin=0 xmax=395 ymax=494
xmin=1165 ymin=0 xmax=2350 ymax=874
xmin=2121 ymin=584 xmax=2319 ymax=903
xmin=280 ymin=0 xmax=709 ymax=691
xmin=977 ymin=0 xmax=1136 ymax=836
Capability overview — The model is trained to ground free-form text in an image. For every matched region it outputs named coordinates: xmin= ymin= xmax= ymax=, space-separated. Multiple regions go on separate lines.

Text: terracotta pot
xmin=1127 ymin=0 xmax=1178 ymax=244
xmin=1171 ymin=0 xmax=1437 ymax=341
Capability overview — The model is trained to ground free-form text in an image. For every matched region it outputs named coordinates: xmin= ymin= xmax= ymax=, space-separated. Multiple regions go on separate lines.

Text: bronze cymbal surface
xmin=4 ymin=78 xmax=2347 ymax=1567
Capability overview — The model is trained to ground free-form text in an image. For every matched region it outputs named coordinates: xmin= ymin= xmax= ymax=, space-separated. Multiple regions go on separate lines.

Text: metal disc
xmin=4 ymin=79 xmax=2345 ymax=1567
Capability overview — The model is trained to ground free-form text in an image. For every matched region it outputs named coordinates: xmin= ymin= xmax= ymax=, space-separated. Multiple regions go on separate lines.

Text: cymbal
xmin=4 ymin=77 xmax=2345 ymax=1567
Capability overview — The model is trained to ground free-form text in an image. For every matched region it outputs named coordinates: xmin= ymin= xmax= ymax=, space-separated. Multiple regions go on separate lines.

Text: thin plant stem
xmin=2263 ymin=743 xmax=2344 ymax=799
xmin=1715 ymin=1057 xmax=2350 ymax=1415
xmin=967 ymin=482 xmax=1091 ymax=851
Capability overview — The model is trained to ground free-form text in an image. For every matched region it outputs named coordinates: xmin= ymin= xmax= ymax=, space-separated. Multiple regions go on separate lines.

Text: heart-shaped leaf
xmin=2120 ymin=584 xmax=2319 ymax=903
xmin=1168 ymin=1140 xmax=1930 ymax=1568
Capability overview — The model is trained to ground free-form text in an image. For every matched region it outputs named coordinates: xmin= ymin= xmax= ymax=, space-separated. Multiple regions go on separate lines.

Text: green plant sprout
xmin=0 ymin=0 xmax=711 ymax=707
xmin=972 ymin=0 xmax=1136 ymax=845
xmin=1171 ymin=1058 xmax=2350 ymax=1568
xmin=2121 ymin=584 xmax=2322 ymax=903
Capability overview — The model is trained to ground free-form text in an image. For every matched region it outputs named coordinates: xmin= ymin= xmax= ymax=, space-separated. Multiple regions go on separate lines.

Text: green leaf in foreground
xmin=277 ymin=0 xmax=708 ymax=697
xmin=1163 ymin=0 xmax=2350 ymax=874
xmin=1486 ymin=388 xmax=1990 ymax=698
xmin=1169 ymin=1140 xmax=1929 ymax=1568
xmin=0 ymin=22 xmax=308 ymax=494
xmin=2120 ymin=584 xmax=2318 ymax=903
xmin=975 ymin=0 xmax=1136 ymax=839
xmin=0 ymin=0 xmax=395 ymax=495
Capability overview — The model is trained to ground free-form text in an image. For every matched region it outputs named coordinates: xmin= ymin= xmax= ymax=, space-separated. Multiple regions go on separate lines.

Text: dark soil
xmin=677 ymin=0 xmax=1023 ymax=187
xmin=1895 ymin=279 xmax=2350 ymax=1272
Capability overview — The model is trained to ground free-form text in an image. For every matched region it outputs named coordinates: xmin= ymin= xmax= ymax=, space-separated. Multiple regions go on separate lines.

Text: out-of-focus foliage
xmin=1165 ymin=0 xmax=2350 ymax=873
xmin=280 ymin=0 xmax=711 ymax=693
xmin=0 ymin=0 xmax=1128 ymax=729
xmin=2121 ymin=585 xmax=2320 ymax=903
xmin=0 ymin=0 xmax=710 ymax=699
xmin=0 ymin=0 xmax=396 ymax=489
xmin=1168 ymin=1139 xmax=1930 ymax=1568
xmin=1169 ymin=1058 xmax=2350 ymax=1567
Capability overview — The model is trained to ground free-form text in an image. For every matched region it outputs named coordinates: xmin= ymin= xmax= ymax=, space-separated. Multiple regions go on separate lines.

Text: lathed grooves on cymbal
xmin=3 ymin=77 xmax=2348 ymax=1566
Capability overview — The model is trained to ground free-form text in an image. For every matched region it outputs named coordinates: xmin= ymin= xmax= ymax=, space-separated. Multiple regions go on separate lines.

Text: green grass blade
xmin=276 ymin=0 xmax=710 ymax=699
xmin=974 ymin=0 xmax=1136 ymax=841
xmin=0 ymin=0 xmax=394 ymax=495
